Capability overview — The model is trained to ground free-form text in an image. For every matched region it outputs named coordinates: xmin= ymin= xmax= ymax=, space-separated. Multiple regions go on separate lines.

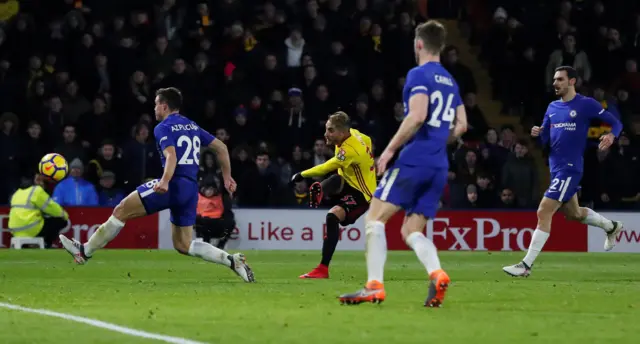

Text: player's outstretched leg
xmin=59 ymin=191 xmax=145 ymax=264
xmin=185 ymin=238 xmax=255 ymax=283
xmin=402 ymin=214 xmax=450 ymax=307
xmin=300 ymin=209 xmax=343 ymax=279
xmin=503 ymin=197 xmax=561 ymax=277
xmin=301 ymin=175 xmax=345 ymax=279
xmin=563 ymin=199 xmax=623 ymax=251
xmin=339 ymin=199 xmax=394 ymax=305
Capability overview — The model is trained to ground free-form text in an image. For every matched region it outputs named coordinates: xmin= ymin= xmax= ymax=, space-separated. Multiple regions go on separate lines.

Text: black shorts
xmin=331 ymin=182 xmax=370 ymax=226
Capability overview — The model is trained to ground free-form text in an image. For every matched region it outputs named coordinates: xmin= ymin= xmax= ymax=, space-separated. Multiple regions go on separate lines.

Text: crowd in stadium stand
xmin=0 ymin=0 xmax=638 ymax=210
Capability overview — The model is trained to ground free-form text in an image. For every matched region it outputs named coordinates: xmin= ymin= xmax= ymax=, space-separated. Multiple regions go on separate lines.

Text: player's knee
xmin=173 ymin=237 xmax=191 ymax=255
xmin=326 ymin=213 xmax=340 ymax=234
xmin=564 ymin=207 xmax=584 ymax=222
xmin=329 ymin=207 xmax=346 ymax=222
xmin=112 ymin=201 xmax=126 ymax=220
xmin=536 ymin=206 xmax=552 ymax=222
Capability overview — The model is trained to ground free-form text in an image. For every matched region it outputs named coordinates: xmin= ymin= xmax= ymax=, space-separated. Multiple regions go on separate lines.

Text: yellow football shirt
xmin=301 ymin=129 xmax=377 ymax=201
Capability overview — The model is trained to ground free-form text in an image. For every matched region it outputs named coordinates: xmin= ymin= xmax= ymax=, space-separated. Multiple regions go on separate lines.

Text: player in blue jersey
xmin=338 ymin=20 xmax=467 ymax=307
xmin=503 ymin=66 xmax=624 ymax=277
xmin=59 ymin=87 xmax=255 ymax=282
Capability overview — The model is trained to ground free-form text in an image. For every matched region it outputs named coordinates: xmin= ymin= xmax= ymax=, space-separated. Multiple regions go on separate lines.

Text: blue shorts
xmin=544 ymin=170 xmax=582 ymax=202
xmin=373 ymin=163 xmax=447 ymax=218
xmin=136 ymin=177 xmax=198 ymax=227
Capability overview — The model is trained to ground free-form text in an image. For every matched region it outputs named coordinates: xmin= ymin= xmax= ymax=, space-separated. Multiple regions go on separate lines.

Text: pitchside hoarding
xmin=1 ymin=207 xmax=638 ymax=252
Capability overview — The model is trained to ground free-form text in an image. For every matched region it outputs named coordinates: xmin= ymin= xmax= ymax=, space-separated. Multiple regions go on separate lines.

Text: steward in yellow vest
xmin=9 ymin=174 xmax=69 ymax=248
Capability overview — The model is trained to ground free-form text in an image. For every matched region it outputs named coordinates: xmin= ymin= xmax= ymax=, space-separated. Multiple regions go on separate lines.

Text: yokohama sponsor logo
xmin=385 ymin=211 xmax=589 ymax=252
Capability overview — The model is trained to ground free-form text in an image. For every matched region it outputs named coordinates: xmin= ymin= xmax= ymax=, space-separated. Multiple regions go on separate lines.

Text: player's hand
xmin=531 ymin=126 xmax=542 ymax=137
xmin=599 ymin=133 xmax=615 ymax=151
xmin=291 ymin=172 xmax=304 ymax=184
xmin=153 ymin=180 xmax=169 ymax=194
xmin=376 ymin=149 xmax=394 ymax=176
xmin=224 ymin=175 xmax=237 ymax=195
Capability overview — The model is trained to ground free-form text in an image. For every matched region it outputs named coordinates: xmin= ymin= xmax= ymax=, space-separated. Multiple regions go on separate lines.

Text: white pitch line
xmin=0 ymin=302 xmax=208 ymax=344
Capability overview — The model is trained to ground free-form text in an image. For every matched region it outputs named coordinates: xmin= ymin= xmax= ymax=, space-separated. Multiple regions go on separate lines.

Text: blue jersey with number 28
xmin=395 ymin=62 xmax=462 ymax=169
xmin=154 ymin=113 xmax=215 ymax=181
xmin=135 ymin=113 xmax=215 ymax=227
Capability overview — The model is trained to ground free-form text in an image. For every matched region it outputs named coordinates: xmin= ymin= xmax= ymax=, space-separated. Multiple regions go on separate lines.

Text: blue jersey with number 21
xmin=374 ymin=62 xmax=462 ymax=218
xmin=136 ymin=113 xmax=216 ymax=226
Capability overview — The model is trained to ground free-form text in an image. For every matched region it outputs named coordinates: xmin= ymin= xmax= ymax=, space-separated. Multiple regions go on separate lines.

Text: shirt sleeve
xmin=539 ymin=107 xmax=552 ymax=146
xmin=406 ymin=68 xmax=429 ymax=97
xmin=301 ymin=147 xmax=355 ymax=178
xmin=199 ymin=127 xmax=216 ymax=146
xmin=154 ymin=124 xmax=176 ymax=152
xmin=586 ymin=98 xmax=623 ymax=137
xmin=31 ymin=186 xmax=67 ymax=219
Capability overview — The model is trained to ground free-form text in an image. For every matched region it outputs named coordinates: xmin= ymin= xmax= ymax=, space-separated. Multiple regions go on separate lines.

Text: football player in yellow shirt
xmin=291 ymin=112 xmax=377 ymax=278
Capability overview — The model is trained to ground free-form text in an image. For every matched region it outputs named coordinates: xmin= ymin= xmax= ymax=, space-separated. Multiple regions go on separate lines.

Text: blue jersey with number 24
xmin=395 ymin=62 xmax=462 ymax=168
xmin=136 ymin=113 xmax=215 ymax=227
xmin=374 ymin=62 xmax=462 ymax=218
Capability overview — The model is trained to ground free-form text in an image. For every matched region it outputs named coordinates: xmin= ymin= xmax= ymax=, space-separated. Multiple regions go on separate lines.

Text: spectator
xmin=52 ymin=158 xmax=99 ymax=206
xmin=97 ymin=171 xmax=124 ymax=207
xmin=87 ymin=141 xmax=123 ymax=186
xmin=237 ymin=151 xmax=280 ymax=206
xmin=278 ymin=179 xmax=310 ymax=208
xmin=545 ymin=34 xmax=592 ymax=89
xmin=121 ymin=122 xmax=160 ymax=188
xmin=0 ymin=112 xmax=20 ymax=202
xmin=501 ymin=140 xmax=538 ymax=208
xmin=54 ymin=124 xmax=86 ymax=164
xmin=498 ymin=188 xmax=518 ymax=209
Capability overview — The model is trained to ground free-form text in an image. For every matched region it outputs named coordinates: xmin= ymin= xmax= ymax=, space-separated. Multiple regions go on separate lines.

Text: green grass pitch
xmin=1 ymin=250 xmax=639 ymax=343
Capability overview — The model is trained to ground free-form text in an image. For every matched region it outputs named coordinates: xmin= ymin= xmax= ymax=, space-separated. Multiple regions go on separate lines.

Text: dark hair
xmin=516 ymin=138 xmax=530 ymax=147
xmin=415 ymin=20 xmax=447 ymax=54
xmin=555 ymin=66 xmax=578 ymax=81
xmin=155 ymin=87 xmax=182 ymax=111
xmin=256 ymin=150 xmax=270 ymax=158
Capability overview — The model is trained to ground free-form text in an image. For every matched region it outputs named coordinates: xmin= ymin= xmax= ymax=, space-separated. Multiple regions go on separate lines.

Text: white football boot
xmin=502 ymin=262 xmax=531 ymax=277
xmin=59 ymin=234 xmax=89 ymax=265
xmin=604 ymin=221 xmax=624 ymax=252
xmin=228 ymin=253 xmax=255 ymax=282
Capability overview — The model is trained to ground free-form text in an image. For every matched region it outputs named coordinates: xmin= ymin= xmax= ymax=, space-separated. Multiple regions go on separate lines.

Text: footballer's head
xmin=553 ymin=66 xmax=577 ymax=97
xmin=155 ymin=87 xmax=183 ymax=120
xmin=325 ymin=111 xmax=351 ymax=145
xmin=414 ymin=20 xmax=446 ymax=62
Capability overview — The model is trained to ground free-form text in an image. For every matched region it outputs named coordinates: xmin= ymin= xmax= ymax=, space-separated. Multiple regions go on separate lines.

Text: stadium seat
xmin=10 ymin=237 xmax=45 ymax=249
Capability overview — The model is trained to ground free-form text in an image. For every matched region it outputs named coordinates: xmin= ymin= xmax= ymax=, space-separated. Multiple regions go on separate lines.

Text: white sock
xmin=406 ymin=232 xmax=441 ymax=275
xmin=84 ymin=216 xmax=125 ymax=257
xmin=188 ymin=240 xmax=231 ymax=267
xmin=580 ymin=208 xmax=614 ymax=231
xmin=522 ymin=229 xmax=550 ymax=267
xmin=365 ymin=221 xmax=387 ymax=284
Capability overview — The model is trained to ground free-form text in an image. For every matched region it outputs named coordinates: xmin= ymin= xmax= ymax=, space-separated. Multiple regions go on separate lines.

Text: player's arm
xmin=155 ymin=126 xmax=177 ymax=184
xmin=160 ymin=146 xmax=178 ymax=183
xmin=208 ymin=138 xmax=232 ymax=179
xmin=452 ymin=104 xmax=468 ymax=138
xmin=300 ymin=158 xmax=345 ymax=178
xmin=591 ymin=103 xmax=623 ymax=137
xmin=385 ymin=92 xmax=429 ymax=153
xmin=537 ymin=111 xmax=551 ymax=146
xmin=300 ymin=147 xmax=354 ymax=178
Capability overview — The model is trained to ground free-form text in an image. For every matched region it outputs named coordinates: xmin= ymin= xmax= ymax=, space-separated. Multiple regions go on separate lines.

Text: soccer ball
xmin=39 ymin=153 xmax=69 ymax=181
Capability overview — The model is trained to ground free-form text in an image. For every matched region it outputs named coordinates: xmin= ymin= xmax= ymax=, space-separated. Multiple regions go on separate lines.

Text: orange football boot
xmin=424 ymin=269 xmax=450 ymax=308
xmin=338 ymin=280 xmax=386 ymax=305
